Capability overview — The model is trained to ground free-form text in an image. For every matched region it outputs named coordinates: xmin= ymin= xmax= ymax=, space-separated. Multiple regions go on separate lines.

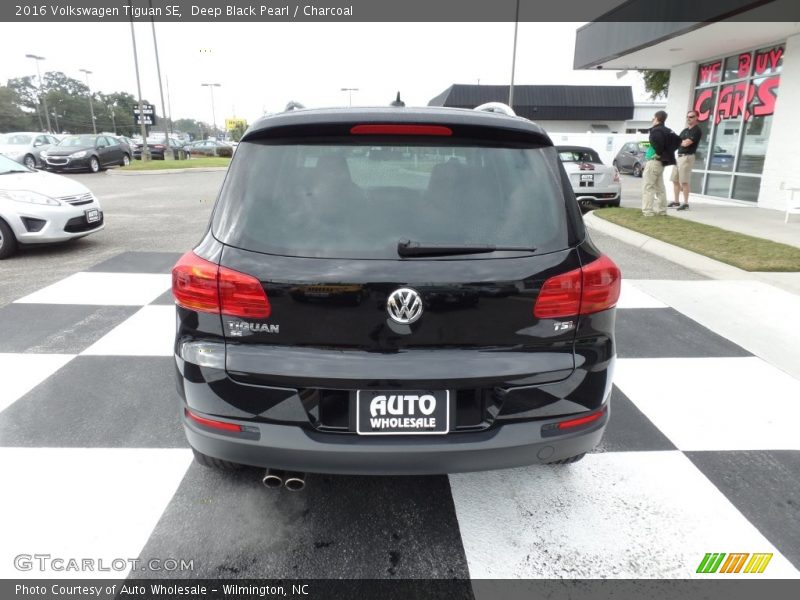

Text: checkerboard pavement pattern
xmin=1 ymin=252 xmax=798 ymax=580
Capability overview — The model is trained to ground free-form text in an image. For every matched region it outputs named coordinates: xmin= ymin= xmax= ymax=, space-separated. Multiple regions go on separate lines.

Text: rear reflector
xmin=350 ymin=124 xmax=453 ymax=136
xmin=172 ymin=251 xmax=271 ymax=319
xmin=185 ymin=409 xmax=242 ymax=432
xmin=557 ymin=407 xmax=607 ymax=430
xmin=533 ymin=254 xmax=620 ymax=319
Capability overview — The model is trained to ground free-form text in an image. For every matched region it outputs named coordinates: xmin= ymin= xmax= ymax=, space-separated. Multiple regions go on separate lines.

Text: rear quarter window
xmin=212 ymin=140 xmax=571 ymax=259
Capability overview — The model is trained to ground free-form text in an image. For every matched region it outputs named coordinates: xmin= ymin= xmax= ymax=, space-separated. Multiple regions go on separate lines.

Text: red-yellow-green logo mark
xmin=696 ymin=553 xmax=773 ymax=574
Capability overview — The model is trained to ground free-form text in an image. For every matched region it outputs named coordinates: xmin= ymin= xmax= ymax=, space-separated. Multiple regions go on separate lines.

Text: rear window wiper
xmin=397 ymin=239 xmax=536 ymax=257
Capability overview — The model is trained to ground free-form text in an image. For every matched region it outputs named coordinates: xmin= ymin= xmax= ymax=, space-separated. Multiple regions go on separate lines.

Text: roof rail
xmin=474 ymin=102 xmax=516 ymax=117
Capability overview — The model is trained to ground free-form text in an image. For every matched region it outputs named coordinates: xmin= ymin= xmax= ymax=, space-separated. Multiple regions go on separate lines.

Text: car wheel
xmin=0 ymin=219 xmax=19 ymax=260
xmin=548 ymin=452 xmax=586 ymax=465
xmin=23 ymin=154 xmax=37 ymax=170
xmin=121 ymin=153 xmax=130 ymax=167
xmin=192 ymin=448 xmax=245 ymax=471
xmin=632 ymin=162 xmax=642 ymax=177
xmin=609 ymin=200 xmax=621 ymax=208
xmin=612 ymin=160 xmax=618 ymax=170
xmin=89 ymin=156 xmax=100 ymax=173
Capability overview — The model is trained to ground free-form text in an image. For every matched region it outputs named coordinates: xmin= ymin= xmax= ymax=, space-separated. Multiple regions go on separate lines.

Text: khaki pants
xmin=642 ymin=160 xmax=666 ymax=216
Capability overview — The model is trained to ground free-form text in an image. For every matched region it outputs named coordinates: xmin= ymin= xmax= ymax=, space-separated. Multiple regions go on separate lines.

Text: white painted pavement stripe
xmin=0 ymin=447 xmax=193 ymax=579
xmin=0 ymin=353 xmax=75 ymax=415
xmin=628 ymin=280 xmax=800 ymax=380
xmin=614 ymin=357 xmax=800 ymax=451
xmin=81 ymin=305 xmax=175 ymax=356
xmin=617 ymin=280 xmax=669 ymax=309
xmin=14 ymin=272 xmax=171 ymax=306
xmin=449 ymin=452 xmax=799 ymax=579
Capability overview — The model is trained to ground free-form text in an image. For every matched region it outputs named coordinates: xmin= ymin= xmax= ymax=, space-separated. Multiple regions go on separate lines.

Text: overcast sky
xmin=0 ymin=21 xmax=648 ymax=125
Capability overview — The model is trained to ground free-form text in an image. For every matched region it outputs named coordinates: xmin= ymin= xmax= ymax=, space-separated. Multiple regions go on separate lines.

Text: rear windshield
xmin=212 ymin=141 xmax=569 ymax=259
xmin=557 ymin=148 xmax=602 ymax=164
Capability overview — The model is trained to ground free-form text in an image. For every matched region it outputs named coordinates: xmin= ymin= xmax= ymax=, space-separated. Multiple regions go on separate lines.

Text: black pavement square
xmin=593 ymin=386 xmax=676 ymax=453
xmin=615 ymin=308 xmax=753 ymax=359
xmin=150 ymin=289 xmax=176 ymax=306
xmin=0 ymin=303 xmax=138 ymax=354
xmin=134 ymin=465 xmax=471 ymax=579
xmin=687 ymin=450 xmax=800 ymax=571
xmin=0 ymin=356 xmax=187 ymax=448
xmin=87 ymin=251 xmax=182 ymax=274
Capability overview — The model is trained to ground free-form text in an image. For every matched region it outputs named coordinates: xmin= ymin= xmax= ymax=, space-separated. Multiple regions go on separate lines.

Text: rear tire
xmin=609 ymin=200 xmax=621 ymax=208
xmin=121 ymin=153 xmax=130 ymax=167
xmin=89 ymin=156 xmax=100 ymax=173
xmin=24 ymin=154 xmax=37 ymax=170
xmin=0 ymin=219 xmax=18 ymax=259
xmin=192 ymin=448 xmax=245 ymax=471
xmin=548 ymin=453 xmax=586 ymax=465
xmin=632 ymin=162 xmax=642 ymax=177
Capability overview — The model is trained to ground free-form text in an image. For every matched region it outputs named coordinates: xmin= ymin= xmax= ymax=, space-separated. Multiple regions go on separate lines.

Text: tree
xmin=639 ymin=70 xmax=670 ymax=100
xmin=229 ymin=121 xmax=247 ymax=142
xmin=0 ymin=86 xmax=37 ymax=132
xmin=6 ymin=76 xmax=43 ymax=129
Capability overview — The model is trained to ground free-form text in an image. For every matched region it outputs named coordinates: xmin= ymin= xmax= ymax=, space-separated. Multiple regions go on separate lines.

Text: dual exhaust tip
xmin=262 ymin=469 xmax=305 ymax=492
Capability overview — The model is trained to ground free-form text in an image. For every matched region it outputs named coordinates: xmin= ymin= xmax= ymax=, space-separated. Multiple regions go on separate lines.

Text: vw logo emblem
xmin=387 ymin=288 xmax=423 ymax=324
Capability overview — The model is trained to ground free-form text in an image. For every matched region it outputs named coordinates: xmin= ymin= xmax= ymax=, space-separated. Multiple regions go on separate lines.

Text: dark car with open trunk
xmin=172 ymin=105 xmax=620 ymax=489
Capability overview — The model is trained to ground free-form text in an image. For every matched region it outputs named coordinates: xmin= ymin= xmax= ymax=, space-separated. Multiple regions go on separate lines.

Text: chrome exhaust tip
xmin=262 ymin=469 xmax=284 ymax=489
xmin=283 ymin=472 xmax=306 ymax=492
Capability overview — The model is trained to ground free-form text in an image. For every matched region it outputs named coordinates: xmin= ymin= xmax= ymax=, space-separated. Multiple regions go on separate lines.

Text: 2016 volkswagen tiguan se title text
xmin=172 ymin=105 xmax=620 ymax=483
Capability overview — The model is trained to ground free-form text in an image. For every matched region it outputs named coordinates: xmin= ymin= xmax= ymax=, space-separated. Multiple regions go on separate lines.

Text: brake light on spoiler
xmin=350 ymin=124 xmax=453 ymax=136
xmin=172 ymin=252 xmax=271 ymax=319
xmin=533 ymin=255 xmax=621 ymax=318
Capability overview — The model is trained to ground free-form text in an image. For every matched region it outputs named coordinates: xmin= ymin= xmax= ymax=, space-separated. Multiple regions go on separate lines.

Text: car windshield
xmin=59 ymin=135 xmax=96 ymax=147
xmin=557 ymin=148 xmax=602 ymax=164
xmin=0 ymin=154 xmax=31 ymax=173
xmin=213 ymin=141 xmax=569 ymax=259
xmin=0 ymin=134 xmax=32 ymax=145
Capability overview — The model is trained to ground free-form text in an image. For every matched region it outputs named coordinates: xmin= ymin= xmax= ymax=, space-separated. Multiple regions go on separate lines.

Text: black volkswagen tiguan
xmin=172 ymin=105 xmax=620 ymax=483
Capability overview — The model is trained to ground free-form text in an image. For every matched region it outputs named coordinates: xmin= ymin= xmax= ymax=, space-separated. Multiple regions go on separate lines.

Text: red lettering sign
xmin=737 ymin=53 xmax=751 ymax=79
xmin=698 ymin=61 xmax=722 ymax=85
xmin=715 ymin=83 xmax=751 ymax=124
xmin=751 ymin=76 xmax=780 ymax=117
xmin=694 ymin=89 xmax=714 ymax=122
xmin=754 ymin=47 xmax=784 ymax=76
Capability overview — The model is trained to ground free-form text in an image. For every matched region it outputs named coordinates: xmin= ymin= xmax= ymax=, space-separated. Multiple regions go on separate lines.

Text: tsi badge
xmin=228 ymin=320 xmax=279 ymax=337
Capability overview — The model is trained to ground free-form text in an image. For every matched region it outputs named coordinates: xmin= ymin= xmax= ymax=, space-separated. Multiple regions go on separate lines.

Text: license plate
xmin=85 ymin=209 xmax=100 ymax=223
xmin=580 ymin=174 xmax=594 ymax=181
xmin=356 ymin=390 xmax=450 ymax=435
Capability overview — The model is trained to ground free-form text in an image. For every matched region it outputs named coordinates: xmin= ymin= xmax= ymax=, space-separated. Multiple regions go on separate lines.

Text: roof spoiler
xmin=474 ymin=102 xmax=516 ymax=117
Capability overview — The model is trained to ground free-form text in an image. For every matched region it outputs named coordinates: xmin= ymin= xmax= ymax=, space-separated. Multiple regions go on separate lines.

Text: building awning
xmin=428 ymin=84 xmax=634 ymax=121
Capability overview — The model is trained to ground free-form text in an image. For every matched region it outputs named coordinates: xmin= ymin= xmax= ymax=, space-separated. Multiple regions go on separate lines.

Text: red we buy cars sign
xmin=695 ymin=46 xmax=783 ymax=124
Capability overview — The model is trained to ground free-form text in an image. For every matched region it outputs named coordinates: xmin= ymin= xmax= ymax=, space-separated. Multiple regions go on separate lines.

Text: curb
xmin=583 ymin=211 xmax=750 ymax=280
xmin=107 ymin=166 xmax=229 ymax=176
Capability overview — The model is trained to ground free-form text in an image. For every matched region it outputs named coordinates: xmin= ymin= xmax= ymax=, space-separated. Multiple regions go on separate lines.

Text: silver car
xmin=556 ymin=146 xmax=621 ymax=211
xmin=0 ymin=154 xmax=104 ymax=259
xmin=0 ymin=132 xmax=60 ymax=170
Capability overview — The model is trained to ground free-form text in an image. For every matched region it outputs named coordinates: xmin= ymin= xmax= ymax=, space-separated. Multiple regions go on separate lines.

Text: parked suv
xmin=172 ymin=106 xmax=620 ymax=483
xmin=613 ymin=141 xmax=650 ymax=177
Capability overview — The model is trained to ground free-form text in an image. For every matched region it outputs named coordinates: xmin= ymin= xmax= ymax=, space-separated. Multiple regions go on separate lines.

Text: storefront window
xmin=692 ymin=43 xmax=783 ymax=201
xmin=732 ymin=176 xmax=761 ymax=202
xmin=706 ymin=174 xmax=732 ymax=197
xmin=723 ymin=52 xmax=752 ymax=81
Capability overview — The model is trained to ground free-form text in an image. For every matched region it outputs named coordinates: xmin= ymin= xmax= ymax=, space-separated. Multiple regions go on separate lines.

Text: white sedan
xmin=556 ymin=146 xmax=621 ymax=210
xmin=0 ymin=154 xmax=104 ymax=259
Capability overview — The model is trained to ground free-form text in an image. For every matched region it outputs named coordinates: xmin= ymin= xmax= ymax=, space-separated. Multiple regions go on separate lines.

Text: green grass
xmin=593 ymin=207 xmax=800 ymax=272
xmin=119 ymin=157 xmax=231 ymax=171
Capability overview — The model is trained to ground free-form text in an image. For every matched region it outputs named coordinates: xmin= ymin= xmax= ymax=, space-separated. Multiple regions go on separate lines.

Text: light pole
xmin=79 ymin=68 xmax=97 ymax=134
xmin=201 ymin=83 xmax=221 ymax=138
xmin=508 ymin=0 xmax=520 ymax=109
xmin=340 ymin=87 xmax=358 ymax=107
xmin=149 ymin=2 xmax=170 ymax=145
xmin=25 ymin=54 xmax=51 ymax=133
xmin=128 ymin=2 xmax=150 ymax=160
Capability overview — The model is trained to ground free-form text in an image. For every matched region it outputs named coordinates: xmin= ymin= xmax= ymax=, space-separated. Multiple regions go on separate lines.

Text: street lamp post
xmin=79 ymin=68 xmax=97 ymax=134
xmin=508 ymin=0 xmax=520 ymax=109
xmin=340 ymin=87 xmax=359 ymax=107
xmin=201 ymin=83 xmax=221 ymax=138
xmin=25 ymin=54 xmax=51 ymax=133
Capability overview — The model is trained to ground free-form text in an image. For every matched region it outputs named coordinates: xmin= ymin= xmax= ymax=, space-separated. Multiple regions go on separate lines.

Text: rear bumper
xmin=184 ymin=406 xmax=608 ymax=475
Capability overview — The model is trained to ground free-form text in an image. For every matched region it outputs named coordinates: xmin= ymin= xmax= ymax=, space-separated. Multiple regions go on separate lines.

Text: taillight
xmin=350 ymin=124 xmax=453 ymax=136
xmin=533 ymin=255 xmax=620 ymax=319
xmin=172 ymin=252 xmax=271 ymax=319
xmin=185 ymin=409 xmax=242 ymax=432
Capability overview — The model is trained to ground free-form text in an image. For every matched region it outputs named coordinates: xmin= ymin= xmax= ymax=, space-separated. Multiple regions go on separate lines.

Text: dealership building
xmin=574 ymin=7 xmax=800 ymax=210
